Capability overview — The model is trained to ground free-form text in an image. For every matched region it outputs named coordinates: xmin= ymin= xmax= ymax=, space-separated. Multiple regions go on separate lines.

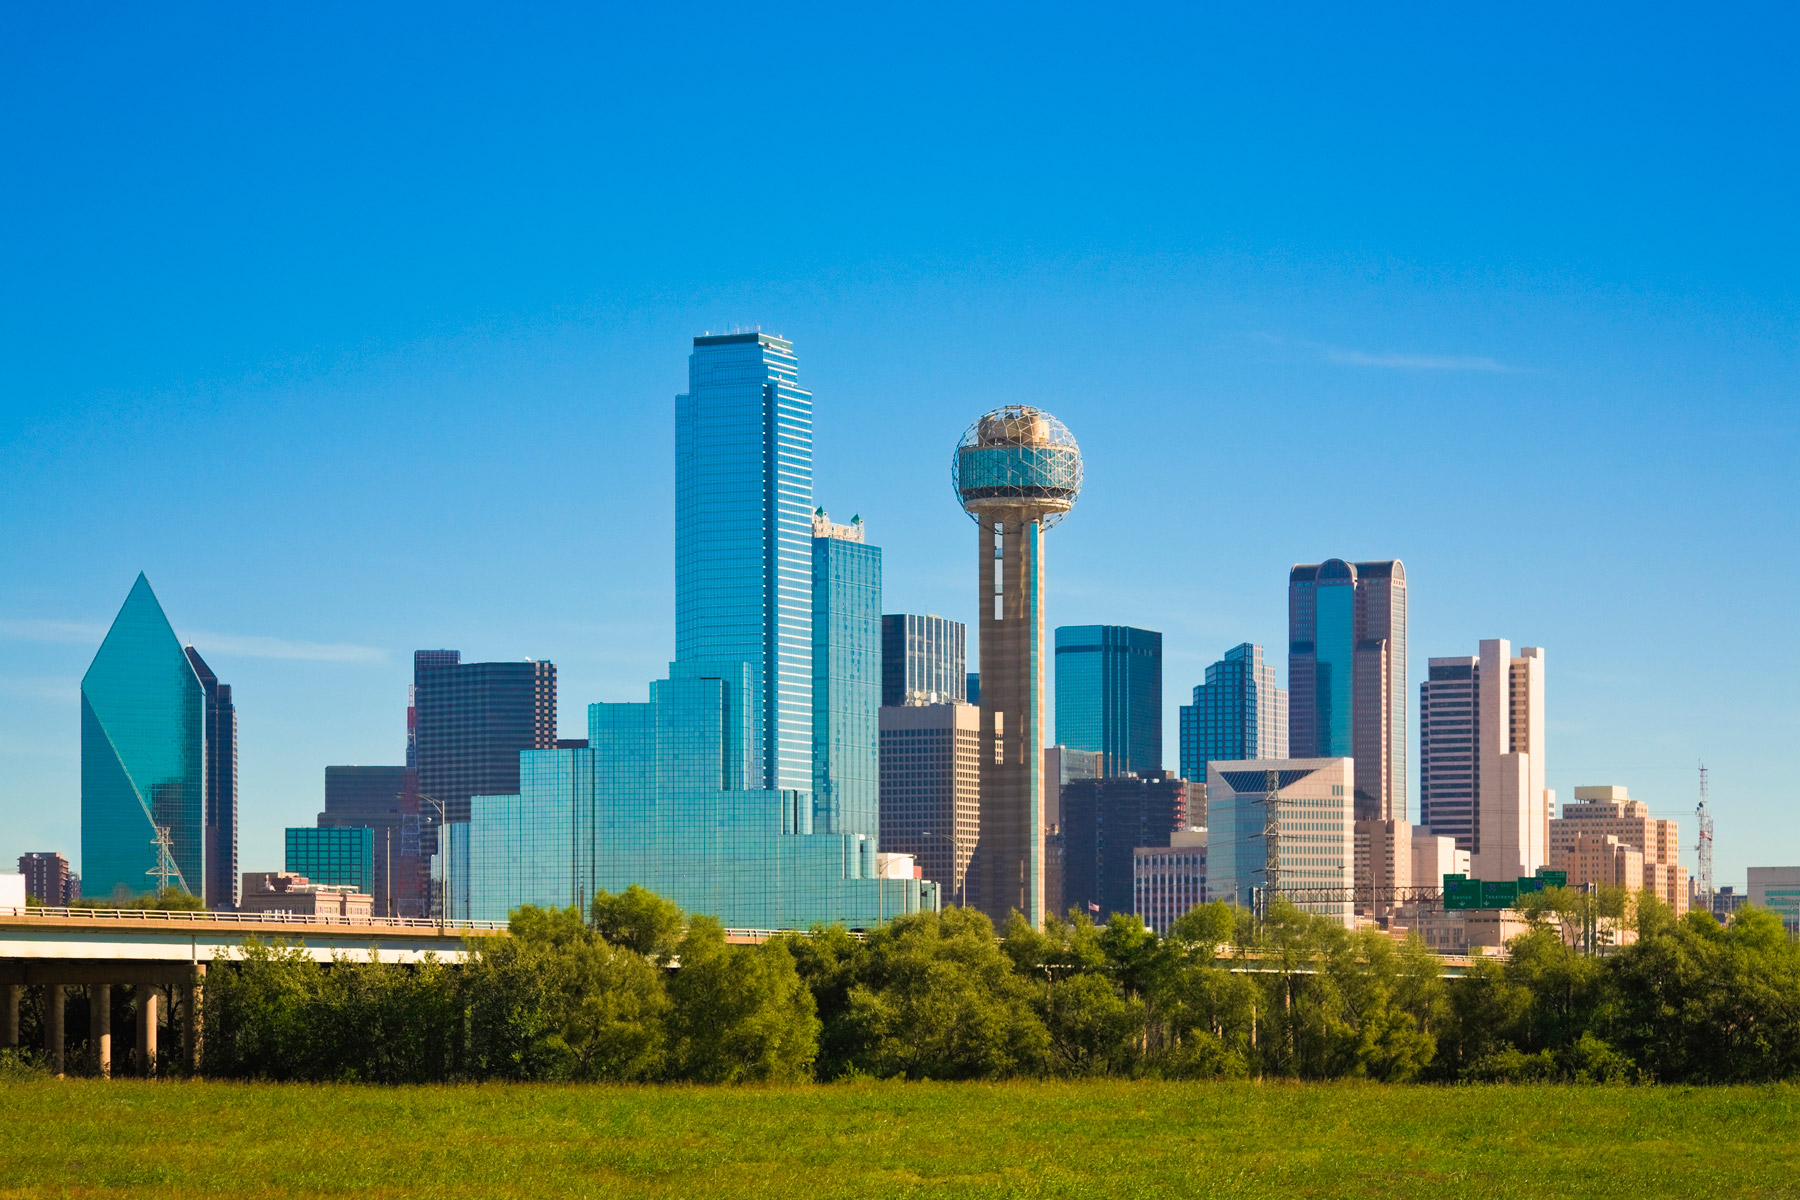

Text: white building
xmin=1206 ymin=758 xmax=1354 ymax=926
xmin=1748 ymin=866 xmax=1800 ymax=934
xmin=1134 ymin=829 xmax=1206 ymax=934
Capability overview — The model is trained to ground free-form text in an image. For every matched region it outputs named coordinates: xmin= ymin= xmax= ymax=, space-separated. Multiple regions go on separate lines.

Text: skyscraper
xmin=1178 ymin=642 xmax=1288 ymax=789
xmin=1054 ymin=625 xmax=1162 ymax=778
xmin=812 ymin=509 xmax=881 ymax=837
xmin=1287 ymin=559 xmax=1407 ymax=822
xmin=1206 ymin=757 xmax=1355 ymax=926
xmin=881 ymin=614 xmax=967 ymax=707
xmin=1420 ymin=639 xmax=1550 ymax=878
xmin=17 ymin=852 xmax=75 ymax=906
xmin=414 ymin=653 xmax=558 ymax=823
xmin=953 ymin=406 xmax=1084 ymax=928
xmin=81 ymin=574 xmax=207 ymax=901
xmin=318 ymin=764 xmax=413 ymax=917
xmin=1059 ymin=771 xmax=1187 ymax=921
xmin=185 ymin=646 xmax=238 ymax=910
xmin=879 ymin=702 xmax=981 ymax=907
xmin=464 ymin=333 xmax=937 ymax=927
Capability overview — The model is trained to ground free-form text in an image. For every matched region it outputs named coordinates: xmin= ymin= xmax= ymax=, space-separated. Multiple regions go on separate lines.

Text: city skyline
xmin=4 ymin=9 xmax=1795 ymax=888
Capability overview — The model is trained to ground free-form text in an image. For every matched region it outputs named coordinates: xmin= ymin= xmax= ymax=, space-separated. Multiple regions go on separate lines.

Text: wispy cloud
xmin=1323 ymin=348 xmax=1512 ymax=373
xmin=0 ymin=617 xmax=384 ymax=664
xmin=184 ymin=632 xmax=387 ymax=664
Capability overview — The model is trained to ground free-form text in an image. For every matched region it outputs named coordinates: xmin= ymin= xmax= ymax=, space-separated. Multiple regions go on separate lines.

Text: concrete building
xmin=1054 ymin=625 xmax=1162 ymax=778
xmin=881 ymin=614 xmax=966 ymax=707
xmin=953 ymin=406 xmax=1083 ymax=927
xmin=1747 ymin=867 xmax=1800 ymax=934
xmin=878 ymin=702 xmax=981 ymax=907
xmin=1287 ymin=560 xmax=1406 ymax=823
xmin=1420 ymin=640 xmax=1550 ymax=880
xmin=1060 ymin=772 xmax=1187 ymax=921
xmin=1550 ymin=785 xmax=1687 ymax=915
xmin=1412 ymin=827 xmax=1470 ymax=888
xmin=1179 ymin=642 xmax=1287 ymax=789
xmin=1354 ymin=818 xmax=1411 ymax=915
xmin=238 ymin=872 xmax=374 ymax=919
xmin=1134 ymin=830 xmax=1206 ymax=934
xmin=17 ymin=853 xmax=76 ymax=906
xmin=1206 ymin=758 xmax=1355 ymax=926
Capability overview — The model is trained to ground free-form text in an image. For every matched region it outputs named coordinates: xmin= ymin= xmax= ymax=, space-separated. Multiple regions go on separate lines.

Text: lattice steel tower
xmin=953 ymin=406 xmax=1082 ymax=927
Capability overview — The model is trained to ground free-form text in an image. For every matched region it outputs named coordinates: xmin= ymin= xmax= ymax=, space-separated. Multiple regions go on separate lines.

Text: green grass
xmin=3 ymin=1080 xmax=1799 ymax=1199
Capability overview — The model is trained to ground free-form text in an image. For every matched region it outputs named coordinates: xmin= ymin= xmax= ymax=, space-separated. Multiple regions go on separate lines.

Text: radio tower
xmin=1695 ymin=763 xmax=1714 ymax=911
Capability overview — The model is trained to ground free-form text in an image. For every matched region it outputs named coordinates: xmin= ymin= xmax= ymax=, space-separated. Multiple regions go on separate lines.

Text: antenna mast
xmin=1695 ymin=763 xmax=1714 ymax=912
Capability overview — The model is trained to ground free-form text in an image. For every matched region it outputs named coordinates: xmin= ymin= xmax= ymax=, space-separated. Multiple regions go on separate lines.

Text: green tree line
xmin=184 ymin=887 xmax=1800 ymax=1085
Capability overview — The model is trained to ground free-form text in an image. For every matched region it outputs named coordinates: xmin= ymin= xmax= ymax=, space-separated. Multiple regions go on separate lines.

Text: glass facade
xmin=81 ymin=574 xmax=206 ymax=900
xmin=463 ymin=332 xmax=939 ymax=929
xmin=185 ymin=646 xmax=239 ymax=910
xmin=1288 ymin=559 xmax=1407 ymax=822
xmin=414 ymin=655 xmax=557 ymax=823
xmin=812 ymin=524 xmax=881 ymax=837
xmin=285 ymin=826 xmax=375 ymax=896
xmin=1206 ymin=758 xmax=1353 ymax=925
xmin=676 ymin=332 xmax=814 ymax=793
xmin=1058 ymin=772 xmax=1187 ymax=920
xmin=880 ymin=614 xmax=967 ymax=707
xmin=1053 ymin=625 xmax=1162 ymax=778
xmin=1420 ymin=659 xmax=1478 ymax=852
xmin=1178 ymin=643 xmax=1288 ymax=794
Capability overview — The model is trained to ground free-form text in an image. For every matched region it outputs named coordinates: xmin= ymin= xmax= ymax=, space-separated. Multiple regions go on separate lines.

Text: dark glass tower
xmin=1058 ymin=772 xmax=1187 ymax=921
xmin=81 ymin=574 xmax=206 ymax=901
xmin=881 ymin=614 xmax=967 ymax=707
xmin=1288 ymin=559 xmax=1407 ymax=822
xmin=1054 ymin=625 xmax=1162 ymax=778
xmin=185 ymin=646 xmax=238 ymax=910
xmin=414 ymin=654 xmax=558 ymax=823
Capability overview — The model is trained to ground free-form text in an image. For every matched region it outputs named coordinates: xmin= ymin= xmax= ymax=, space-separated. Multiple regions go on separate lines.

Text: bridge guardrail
xmin=0 ymin=906 xmax=508 ymax=932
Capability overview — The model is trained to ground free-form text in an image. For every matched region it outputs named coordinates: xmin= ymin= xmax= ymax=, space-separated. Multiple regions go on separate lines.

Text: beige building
xmin=1549 ymin=786 xmax=1687 ymax=915
xmin=1134 ymin=829 xmax=1207 ymax=934
xmin=878 ymin=703 xmax=981 ymax=907
xmin=239 ymin=872 xmax=374 ymax=919
xmin=1208 ymin=757 xmax=1354 ymax=927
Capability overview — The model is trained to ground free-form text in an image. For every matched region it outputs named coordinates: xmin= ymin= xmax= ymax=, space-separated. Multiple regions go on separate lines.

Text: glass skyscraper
xmin=881 ymin=614 xmax=967 ymax=707
xmin=81 ymin=574 xmax=207 ymax=901
xmin=1054 ymin=625 xmax=1162 ymax=778
xmin=812 ymin=510 xmax=881 ymax=837
xmin=465 ymin=333 xmax=936 ymax=927
xmin=1178 ymin=643 xmax=1288 ymax=796
xmin=285 ymin=826 xmax=375 ymax=897
xmin=1288 ymin=560 xmax=1407 ymax=822
xmin=414 ymin=652 xmax=558 ymax=823
xmin=186 ymin=645 xmax=238 ymax=910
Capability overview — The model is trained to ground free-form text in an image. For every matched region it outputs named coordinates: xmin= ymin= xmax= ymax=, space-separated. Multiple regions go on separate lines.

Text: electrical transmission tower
xmin=1695 ymin=762 xmax=1714 ymax=910
xmin=146 ymin=825 xmax=178 ymax=896
xmin=1252 ymin=768 xmax=1298 ymax=921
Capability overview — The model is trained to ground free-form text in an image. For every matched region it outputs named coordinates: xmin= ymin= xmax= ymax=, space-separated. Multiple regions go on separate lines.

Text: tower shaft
xmin=974 ymin=511 xmax=1046 ymax=927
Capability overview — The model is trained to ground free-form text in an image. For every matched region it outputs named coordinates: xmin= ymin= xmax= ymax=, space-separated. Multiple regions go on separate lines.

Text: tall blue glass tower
xmin=464 ymin=334 xmax=936 ymax=928
xmin=1178 ymin=643 xmax=1289 ymax=787
xmin=812 ymin=510 xmax=881 ymax=838
xmin=81 ymin=574 xmax=206 ymax=900
xmin=1054 ymin=625 xmax=1162 ymax=778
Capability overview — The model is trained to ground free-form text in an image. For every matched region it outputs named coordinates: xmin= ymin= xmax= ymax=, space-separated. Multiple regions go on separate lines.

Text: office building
xmin=1412 ymin=826 xmax=1470 ymax=887
xmin=954 ymin=406 xmax=1083 ymax=926
xmin=1043 ymin=744 xmax=1103 ymax=910
xmin=1420 ymin=640 xmax=1550 ymax=880
xmin=1707 ymin=885 xmax=1748 ymax=921
xmin=285 ymin=826 xmax=375 ymax=898
xmin=966 ymin=672 xmax=980 ymax=706
xmin=184 ymin=647 xmax=238 ymax=910
xmin=81 ymin=574 xmax=208 ymax=901
xmin=1287 ymin=560 xmax=1406 ymax=822
xmin=1059 ymin=771 xmax=1187 ymax=921
xmin=812 ymin=510 xmax=881 ymax=837
xmin=1179 ymin=643 xmax=1287 ymax=786
xmin=1206 ymin=758 xmax=1355 ymax=926
xmin=17 ymin=852 xmax=75 ymax=906
xmin=1134 ymin=830 xmax=1207 ymax=934
xmin=879 ymin=702 xmax=981 ymax=907
xmin=414 ymin=652 xmax=558 ymax=823
xmin=1550 ymin=786 xmax=1686 ymax=915
xmin=464 ymin=333 xmax=936 ymax=927
xmin=1748 ymin=867 xmax=1800 ymax=934
xmin=881 ymin=614 xmax=967 ymax=707
xmin=317 ymin=764 xmax=414 ymax=918
xmin=239 ymin=872 xmax=374 ymax=920
xmin=1055 ymin=625 xmax=1162 ymax=778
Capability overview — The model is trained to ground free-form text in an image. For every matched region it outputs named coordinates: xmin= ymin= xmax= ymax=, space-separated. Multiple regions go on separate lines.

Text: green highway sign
xmin=1481 ymin=880 xmax=1518 ymax=909
xmin=1537 ymin=869 xmax=1568 ymax=888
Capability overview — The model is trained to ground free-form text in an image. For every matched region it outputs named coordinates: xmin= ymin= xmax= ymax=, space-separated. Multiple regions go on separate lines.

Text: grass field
xmin=3 ymin=1079 xmax=1798 ymax=1199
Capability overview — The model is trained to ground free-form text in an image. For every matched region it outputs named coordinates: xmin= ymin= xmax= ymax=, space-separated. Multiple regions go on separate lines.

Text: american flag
xmin=1087 ymin=901 xmax=1100 ymax=913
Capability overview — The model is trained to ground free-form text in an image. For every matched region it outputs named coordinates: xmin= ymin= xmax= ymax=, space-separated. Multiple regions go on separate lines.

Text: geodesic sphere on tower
xmin=951 ymin=405 xmax=1083 ymax=528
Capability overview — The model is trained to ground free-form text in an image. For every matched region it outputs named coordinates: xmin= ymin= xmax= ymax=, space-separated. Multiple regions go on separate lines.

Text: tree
xmin=665 ymin=917 xmax=818 ymax=1083
xmin=590 ymin=885 xmax=686 ymax=964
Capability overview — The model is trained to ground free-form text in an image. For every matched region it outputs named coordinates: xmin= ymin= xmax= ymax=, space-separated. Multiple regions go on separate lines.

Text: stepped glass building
xmin=81 ymin=574 xmax=236 ymax=903
xmin=953 ymin=405 xmax=1083 ymax=927
xmin=1054 ymin=625 xmax=1162 ymax=779
xmin=463 ymin=334 xmax=936 ymax=926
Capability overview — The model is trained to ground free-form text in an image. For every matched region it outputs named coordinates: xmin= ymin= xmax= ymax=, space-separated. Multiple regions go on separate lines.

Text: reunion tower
xmin=953 ymin=406 xmax=1083 ymax=927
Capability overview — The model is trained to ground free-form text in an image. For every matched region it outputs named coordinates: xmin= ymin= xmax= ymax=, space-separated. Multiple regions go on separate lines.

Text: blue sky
xmin=2 ymin=5 xmax=1795 ymax=886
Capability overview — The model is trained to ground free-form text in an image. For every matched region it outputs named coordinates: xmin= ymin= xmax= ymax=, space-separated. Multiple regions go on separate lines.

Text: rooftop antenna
xmin=1695 ymin=762 xmax=1714 ymax=910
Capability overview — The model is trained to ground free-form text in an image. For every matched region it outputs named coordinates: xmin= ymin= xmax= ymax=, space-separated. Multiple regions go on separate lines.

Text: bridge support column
xmin=137 ymin=985 xmax=158 ymax=1077
xmin=46 ymin=983 xmax=65 ymax=1076
xmin=90 ymin=984 xmax=111 ymax=1078
xmin=2 ymin=984 xmax=17 ymax=1049
xmin=181 ymin=967 xmax=203 ymax=1076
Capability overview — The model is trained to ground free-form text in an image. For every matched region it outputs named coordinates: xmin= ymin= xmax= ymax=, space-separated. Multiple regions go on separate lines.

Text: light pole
xmin=417 ymin=793 xmax=449 ymax=932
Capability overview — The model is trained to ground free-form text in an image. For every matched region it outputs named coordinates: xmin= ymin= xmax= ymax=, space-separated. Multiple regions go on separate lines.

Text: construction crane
xmin=1695 ymin=763 xmax=1714 ymax=913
